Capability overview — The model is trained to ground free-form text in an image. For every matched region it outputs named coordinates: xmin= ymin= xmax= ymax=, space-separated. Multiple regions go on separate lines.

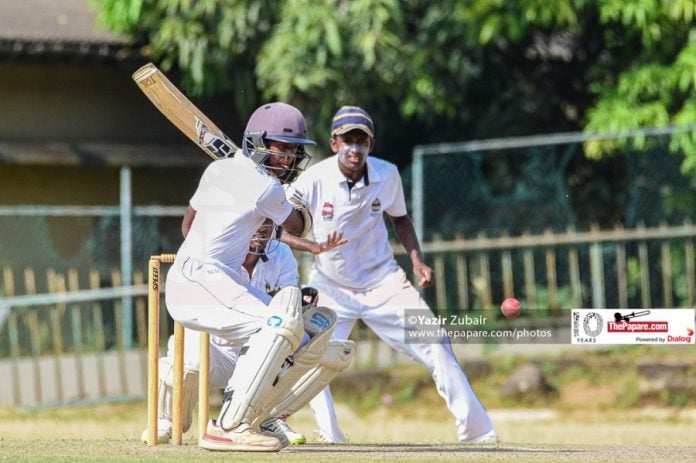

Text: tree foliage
xmin=94 ymin=0 xmax=696 ymax=168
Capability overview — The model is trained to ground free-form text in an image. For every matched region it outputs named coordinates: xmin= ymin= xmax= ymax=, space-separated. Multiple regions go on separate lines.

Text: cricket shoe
xmin=314 ymin=429 xmax=347 ymax=444
xmin=199 ymin=420 xmax=283 ymax=452
xmin=140 ymin=418 xmax=172 ymax=444
xmin=460 ymin=430 xmax=499 ymax=445
xmin=260 ymin=418 xmax=306 ymax=445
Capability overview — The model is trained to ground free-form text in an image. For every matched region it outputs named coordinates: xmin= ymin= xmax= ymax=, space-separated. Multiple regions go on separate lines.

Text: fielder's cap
xmin=331 ymin=105 xmax=374 ymax=138
xmin=245 ymin=102 xmax=315 ymax=145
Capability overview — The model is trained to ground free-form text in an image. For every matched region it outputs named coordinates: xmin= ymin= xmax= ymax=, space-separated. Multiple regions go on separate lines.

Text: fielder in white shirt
xmin=164 ymin=102 xmax=355 ymax=452
xmin=287 ymin=105 xmax=498 ymax=444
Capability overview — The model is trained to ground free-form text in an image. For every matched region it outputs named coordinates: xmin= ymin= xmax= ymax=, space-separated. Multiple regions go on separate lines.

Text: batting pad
xmin=267 ymin=339 xmax=356 ymax=420
xmin=158 ymin=357 xmax=199 ymax=432
xmin=249 ymin=306 xmax=337 ymax=427
xmin=219 ymin=287 xmax=304 ymax=431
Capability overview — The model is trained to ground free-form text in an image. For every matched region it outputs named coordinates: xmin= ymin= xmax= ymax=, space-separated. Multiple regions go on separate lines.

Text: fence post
xmin=638 ymin=222 xmax=651 ymax=308
xmin=522 ymin=230 xmax=537 ymax=316
xmin=3 ymin=266 xmax=21 ymax=405
xmin=432 ymin=234 xmax=447 ymax=313
xmin=684 ymin=220 xmax=695 ymax=307
xmin=660 ymin=222 xmax=673 ymax=308
xmin=501 ymin=232 xmax=514 ymax=299
xmin=454 ymin=235 xmax=469 ymax=312
xmin=412 ymin=147 xmax=424 ymax=241
xmin=120 ymin=166 xmax=133 ymax=348
xmin=567 ymin=226 xmax=582 ymax=308
xmin=589 ymin=224 xmax=605 ymax=309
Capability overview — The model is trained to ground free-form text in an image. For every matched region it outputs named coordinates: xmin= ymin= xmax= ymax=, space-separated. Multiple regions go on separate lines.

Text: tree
xmin=94 ymin=0 xmax=695 ymax=167
xmin=581 ymin=0 xmax=696 ymax=170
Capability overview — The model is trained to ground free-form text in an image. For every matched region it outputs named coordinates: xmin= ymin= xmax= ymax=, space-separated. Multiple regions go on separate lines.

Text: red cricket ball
xmin=501 ymin=298 xmax=521 ymax=319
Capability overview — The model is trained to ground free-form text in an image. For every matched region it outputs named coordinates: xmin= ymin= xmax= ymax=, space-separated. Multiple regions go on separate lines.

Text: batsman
xmin=163 ymin=102 xmax=354 ymax=452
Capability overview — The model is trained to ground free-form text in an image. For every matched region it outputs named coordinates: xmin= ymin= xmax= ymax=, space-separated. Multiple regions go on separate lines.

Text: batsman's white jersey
xmin=166 ymin=153 xmax=293 ymax=342
xmin=293 ymin=155 xmax=497 ymax=443
xmin=173 ymin=241 xmax=300 ymax=389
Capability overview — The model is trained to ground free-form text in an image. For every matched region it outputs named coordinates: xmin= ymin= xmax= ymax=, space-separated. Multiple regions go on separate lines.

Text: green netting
xmin=405 ymin=135 xmax=696 ymax=241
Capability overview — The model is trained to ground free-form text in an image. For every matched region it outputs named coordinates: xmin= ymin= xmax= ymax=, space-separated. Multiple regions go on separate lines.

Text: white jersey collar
xmin=330 ymin=155 xmax=383 ymax=187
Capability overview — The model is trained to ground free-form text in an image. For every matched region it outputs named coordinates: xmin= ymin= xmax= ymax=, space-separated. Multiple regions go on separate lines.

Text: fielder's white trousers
xmin=308 ymin=267 xmax=496 ymax=442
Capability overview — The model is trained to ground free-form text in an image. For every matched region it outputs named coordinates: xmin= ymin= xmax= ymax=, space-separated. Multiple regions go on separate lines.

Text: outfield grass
xmin=1 ymin=401 xmax=695 ymax=462
xmin=3 ymin=346 xmax=695 ymax=461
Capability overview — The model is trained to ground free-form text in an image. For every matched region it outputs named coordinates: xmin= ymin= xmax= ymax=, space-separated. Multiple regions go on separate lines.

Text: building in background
xmin=0 ymin=0 xmax=243 ymax=277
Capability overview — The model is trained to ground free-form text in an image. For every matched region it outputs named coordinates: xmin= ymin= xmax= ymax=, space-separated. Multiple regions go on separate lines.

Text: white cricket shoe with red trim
xmin=199 ymin=420 xmax=283 ymax=452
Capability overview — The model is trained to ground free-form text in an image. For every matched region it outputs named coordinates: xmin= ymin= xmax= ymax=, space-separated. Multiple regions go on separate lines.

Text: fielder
xmin=286 ymin=106 xmax=498 ymax=444
xmin=164 ymin=102 xmax=355 ymax=452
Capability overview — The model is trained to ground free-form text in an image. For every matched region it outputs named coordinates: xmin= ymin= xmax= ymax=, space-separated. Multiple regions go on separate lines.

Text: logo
xmin=322 ymin=202 xmax=334 ymax=221
xmin=613 ymin=310 xmax=650 ymax=322
xmin=196 ymin=119 xmax=235 ymax=158
xmin=266 ymin=315 xmax=283 ymax=327
xmin=572 ymin=309 xmax=695 ymax=345
xmin=151 ymin=266 xmax=159 ymax=291
xmin=370 ymin=198 xmax=381 ymax=215
xmin=310 ymin=312 xmax=331 ymax=330
xmin=583 ymin=312 xmax=603 ymax=337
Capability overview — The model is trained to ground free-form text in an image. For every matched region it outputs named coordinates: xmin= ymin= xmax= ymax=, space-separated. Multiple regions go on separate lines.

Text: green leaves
xmin=584 ymin=2 xmax=695 ymax=163
xmin=93 ymin=0 xmax=696 ymax=171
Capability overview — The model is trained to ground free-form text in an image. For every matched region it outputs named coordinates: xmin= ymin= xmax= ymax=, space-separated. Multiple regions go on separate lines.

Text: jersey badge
xmin=370 ymin=198 xmax=381 ymax=216
xmin=322 ymin=202 xmax=335 ymax=221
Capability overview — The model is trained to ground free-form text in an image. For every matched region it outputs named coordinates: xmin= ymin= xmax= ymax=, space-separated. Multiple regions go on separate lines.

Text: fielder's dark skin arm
xmin=390 ymin=214 xmax=434 ymax=288
xmin=280 ymin=209 xmax=306 ymax=237
xmin=281 ymin=231 xmax=347 ymax=255
xmin=281 ymin=233 xmax=318 ymax=253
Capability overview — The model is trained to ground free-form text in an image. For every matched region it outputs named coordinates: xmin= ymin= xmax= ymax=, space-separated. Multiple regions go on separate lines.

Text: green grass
xmin=331 ymin=345 xmax=696 ymax=413
xmin=2 ymin=345 xmax=696 ymax=462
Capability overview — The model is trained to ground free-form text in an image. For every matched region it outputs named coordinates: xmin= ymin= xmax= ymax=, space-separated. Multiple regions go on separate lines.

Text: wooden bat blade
xmin=132 ymin=63 xmax=238 ymax=160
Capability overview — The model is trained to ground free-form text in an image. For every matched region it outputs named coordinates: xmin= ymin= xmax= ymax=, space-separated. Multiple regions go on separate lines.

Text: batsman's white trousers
xmin=165 ymin=256 xmax=272 ymax=344
xmin=308 ymin=267 xmax=496 ymax=442
xmin=164 ymin=257 xmax=309 ymax=392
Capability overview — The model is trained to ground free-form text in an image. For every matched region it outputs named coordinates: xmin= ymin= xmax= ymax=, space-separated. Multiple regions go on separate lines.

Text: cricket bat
xmin=132 ymin=63 xmax=237 ymax=160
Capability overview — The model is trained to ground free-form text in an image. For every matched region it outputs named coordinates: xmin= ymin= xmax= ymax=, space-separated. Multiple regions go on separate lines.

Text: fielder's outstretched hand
xmin=413 ymin=261 xmax=434 ymax=288
xmin=312 ymin=231 xmax=348 ymax=255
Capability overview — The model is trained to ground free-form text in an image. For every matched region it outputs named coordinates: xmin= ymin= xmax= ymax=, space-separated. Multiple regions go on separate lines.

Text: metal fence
xmin=0 ymin=285 xmax=148 ymax=407
xmin=410 ymin=125 xmax=696 ymax=242
xmin=393 ymin=222 xmax=696 ymax=314
xmin=2 ymin=128 xmax=696 ymax=406
xmin=2 ymin=221 xmax=695 ymax=407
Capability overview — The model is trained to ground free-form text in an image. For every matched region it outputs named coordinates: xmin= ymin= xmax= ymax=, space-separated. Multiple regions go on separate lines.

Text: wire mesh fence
xmin=408 ymin=131 xmax=696 ymax=241
xmin=2 ymin=128 xmax=696 ymax=405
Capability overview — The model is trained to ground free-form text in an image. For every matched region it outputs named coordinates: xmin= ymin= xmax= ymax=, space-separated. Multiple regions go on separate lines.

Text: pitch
xmin=1 ymin=403 xmax=694 ymax=462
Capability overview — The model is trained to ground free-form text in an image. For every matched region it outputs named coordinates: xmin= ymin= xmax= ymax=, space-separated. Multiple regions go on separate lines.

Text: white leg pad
xmin=158 ymin=357 xmax=199 ymax=433
xmin=249 ymin=306 xmax=337 ymax=427
xmin=219 ymin=286 xmax=304 ymax=431
xmin=268 ymin=339 xmax=356 ymax=420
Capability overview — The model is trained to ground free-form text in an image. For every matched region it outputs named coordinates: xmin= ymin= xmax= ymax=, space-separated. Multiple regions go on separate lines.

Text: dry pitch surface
xmin=3 ymin=404 xmax=696 ymax=462
xmin=2 ymin=439 xmax=695 ymax=463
